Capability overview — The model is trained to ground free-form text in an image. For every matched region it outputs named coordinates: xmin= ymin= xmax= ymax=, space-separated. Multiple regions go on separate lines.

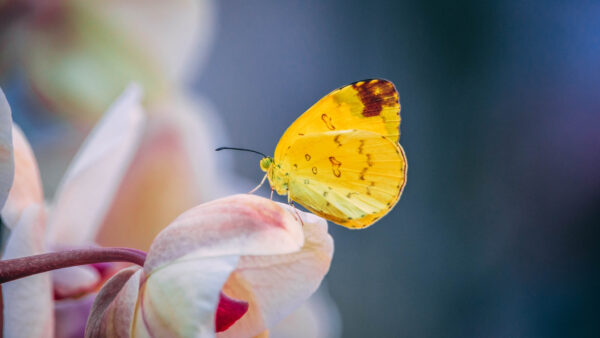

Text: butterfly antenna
xmin=215 ymin=147 xmax=268 ymax=158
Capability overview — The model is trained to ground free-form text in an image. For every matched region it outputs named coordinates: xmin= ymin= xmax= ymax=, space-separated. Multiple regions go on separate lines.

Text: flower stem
xmin=0 ymin=247 xmax=147 ymax=284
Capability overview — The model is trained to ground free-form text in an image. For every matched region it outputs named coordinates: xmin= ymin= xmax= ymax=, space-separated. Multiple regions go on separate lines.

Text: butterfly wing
xmin=274 ymin=79 xmax=401 ymax=160
xmin=279 ymin=129 xmax=407 ymax=229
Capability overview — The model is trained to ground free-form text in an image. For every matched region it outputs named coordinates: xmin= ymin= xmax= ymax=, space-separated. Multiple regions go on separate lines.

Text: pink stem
xmin=0 ymin=247 xmax=147 ymax=284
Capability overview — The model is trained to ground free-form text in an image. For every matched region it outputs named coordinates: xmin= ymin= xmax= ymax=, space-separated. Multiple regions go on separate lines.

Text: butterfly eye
xmin=260 ymin=157 xmax=273 ymax=172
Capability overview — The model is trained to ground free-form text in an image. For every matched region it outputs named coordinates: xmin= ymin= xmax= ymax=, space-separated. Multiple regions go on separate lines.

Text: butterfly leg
xmin=288 ymin=194 xmax=304 ymax=226
xmin=248 ymin=173 xmax=268 ymax=194
xmin=270 ymin=188 xmax=274 ymax=200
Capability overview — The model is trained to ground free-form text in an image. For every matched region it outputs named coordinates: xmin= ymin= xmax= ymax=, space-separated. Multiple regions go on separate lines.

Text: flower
xmin=86 ymin=194 xmax=333 ymax=337
xmin=2 ymin=83 xmax=242 ymax=337
xmin=1 ymin=86 xmax=335 ymax=337
xmin=1 ymin=84 xmax=146 ymax=337
xmin=1 ymin=0 xmax=216 ymax=120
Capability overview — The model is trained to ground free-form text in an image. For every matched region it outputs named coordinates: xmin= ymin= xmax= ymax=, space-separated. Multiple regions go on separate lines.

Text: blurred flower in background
xmin=1 ymin=0 xmax=215 ymax=120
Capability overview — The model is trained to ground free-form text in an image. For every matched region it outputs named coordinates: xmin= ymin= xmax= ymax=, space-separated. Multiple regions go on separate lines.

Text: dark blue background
xmin=195 ymin=1 xmax=599 ymax=337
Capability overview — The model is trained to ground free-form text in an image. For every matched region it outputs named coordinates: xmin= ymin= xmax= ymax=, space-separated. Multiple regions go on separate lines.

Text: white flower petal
xmin=219 ymin=208 xmax=334 ymax=338
xmin=47 ymin=84 xmax=145 ymax=245
xmin=134 ymin=255 xmax=239 ymax=338
xmin=1 ymin=125 xmax=43 ymax=229
xmin=144 ymin=194 xmax=304 ymax=272
xmin=95 ymin=95 xmax=235 ymax=250
xmin=2 ymin=204 xmax=53 ymax=338
xmin=51 ymin=265 xmax=101 ymax=299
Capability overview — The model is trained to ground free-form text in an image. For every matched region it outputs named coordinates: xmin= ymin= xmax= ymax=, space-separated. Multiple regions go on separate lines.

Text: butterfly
xmin=219 ymin=79 xmax=407 ymax=229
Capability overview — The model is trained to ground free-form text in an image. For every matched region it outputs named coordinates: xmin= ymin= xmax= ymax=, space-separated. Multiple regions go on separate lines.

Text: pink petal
xmin=144 ymin=194 xmax=304 ymax=273
xmin=218 ymin=208 xmax=334 ymax=338
xmin=1 ymin=125 xmax=44 ymax=229
xmin=46 ymin=84 xmax=145 ymax=245
xmin=95 ymin=101 xmax=228 ymax=250
xmin=54 ymin=293 xmax=96 ymax=338
xmin=1 ymin=204 xmax=54 ymax=338
xmin=216 ymin=292 xmax=249 ymax=333
xmin=52 ymin=265 xmax=101 ymax=300
xmin=134 ymin=255 xmax=239 ymax=337
xmin=85 ymin=267 xmax=142 ymax=338
xmin=0 ymin=88 xmax=14 ymax=211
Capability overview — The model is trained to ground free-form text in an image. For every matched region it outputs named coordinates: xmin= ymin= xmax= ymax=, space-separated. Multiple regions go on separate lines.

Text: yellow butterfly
xmin=221 ymin=79 xmax=407 ymax=229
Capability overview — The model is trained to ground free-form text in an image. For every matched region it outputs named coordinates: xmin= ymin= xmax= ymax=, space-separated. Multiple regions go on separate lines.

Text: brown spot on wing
xmin=352 ymin=79 xmax=398 ymax=117
xmin=359 ymin=167 xmax=368 ymax=180
xmin=329 ymin=156 xmax=342 ymax=177
xmin=334 ymin=135 xmax=342 ymax=147
xmin=366 ymin=153 xmax=373 ymax=167
xmin=321 ymin=114 xmax=336 ymax=130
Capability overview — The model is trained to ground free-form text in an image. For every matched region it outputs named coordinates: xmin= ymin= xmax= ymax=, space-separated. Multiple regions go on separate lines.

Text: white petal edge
xmin=46 ymin=84 xmax=146 ymax=245
xmin=144 ymin=194 xmax=304 ymax=273
xmin=2 ymin=204 xmax=54 ymax=338
xmin=1 ymin=125 xmax=44 ymax=229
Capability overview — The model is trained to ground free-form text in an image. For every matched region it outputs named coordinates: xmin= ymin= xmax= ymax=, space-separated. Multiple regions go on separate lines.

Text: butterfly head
xmin=259 ymin=157 xmax=274 ymax=172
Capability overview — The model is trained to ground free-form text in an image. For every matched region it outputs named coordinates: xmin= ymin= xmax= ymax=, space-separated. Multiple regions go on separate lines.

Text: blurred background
xmin=1 ymin=0 xmax=598 ymax=337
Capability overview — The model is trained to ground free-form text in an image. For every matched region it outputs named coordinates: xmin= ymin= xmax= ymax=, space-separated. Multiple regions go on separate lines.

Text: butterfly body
xmin=260 ymin=79 xmax=407 ymax=229
xmin=260 ymin=156 xmax=289 ymax=196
